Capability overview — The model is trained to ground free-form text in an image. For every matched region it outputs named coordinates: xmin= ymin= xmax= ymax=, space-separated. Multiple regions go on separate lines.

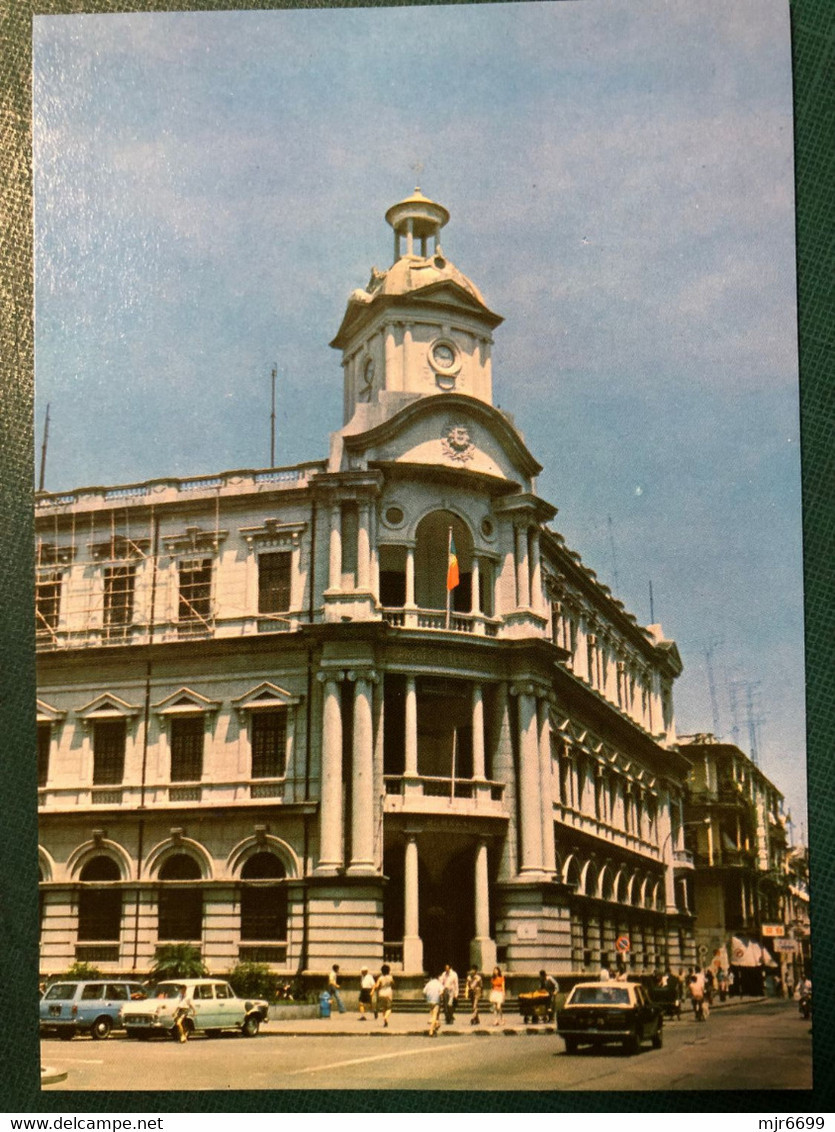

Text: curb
xmin=41 ymin=1065 xmax=69 ymax=1085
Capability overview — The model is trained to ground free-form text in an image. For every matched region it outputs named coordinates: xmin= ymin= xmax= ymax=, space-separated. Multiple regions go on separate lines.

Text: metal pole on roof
xmin=38 ymin=403 xmax=50 ymax=493
xmin=270 ymin=365 xmax=277 ymax=468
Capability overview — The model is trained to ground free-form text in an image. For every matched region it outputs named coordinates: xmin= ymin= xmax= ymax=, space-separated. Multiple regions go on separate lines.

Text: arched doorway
xmin=415 ymin=510 xmax=473 ymax=613
xmin=78 ymin=856 xmax=122 ymax=943
xmin=419 ymin=848 xmax=476 ymax=977
xmin=239 ymin=851 xmax=287 ymax=943
xmin=158 ymin=853 xmax=203 ymax=942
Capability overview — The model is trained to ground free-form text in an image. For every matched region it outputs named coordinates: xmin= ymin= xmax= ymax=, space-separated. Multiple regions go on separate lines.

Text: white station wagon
xmin=120 ymin=978 xmax=265 ymax=1039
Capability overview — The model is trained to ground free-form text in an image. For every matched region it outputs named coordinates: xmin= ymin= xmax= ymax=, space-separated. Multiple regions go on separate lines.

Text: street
xmin=41 ymin=998 xmax=812 ymax=1093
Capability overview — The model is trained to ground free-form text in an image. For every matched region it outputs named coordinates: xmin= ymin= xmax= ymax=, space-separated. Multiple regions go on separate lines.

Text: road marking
xmin=284 ymin=1039 xmax=478 ymax=1077
xmin=49 ymin=1058 xmax=104 ymax=1064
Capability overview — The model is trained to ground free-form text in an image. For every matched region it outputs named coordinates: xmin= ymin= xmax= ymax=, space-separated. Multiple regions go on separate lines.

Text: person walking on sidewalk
xmin=490 ymin=966 xmax=506 ymax=1026
xmin=358 ymin=967 xmax=375 ymax=1020
xmin=172 ymin=987 xmax=195 ymax=1044
xmin=328 ymin=964 xmax=347 ymax=1014
xmin=466 ymin=966 xmax=483 ymax=1025
xmin=440 ymin=964 xmax=459 ymax=1024
xmin=424 ymin=973 xmax=443 ymax=1037
xmin=374 ymin=964 xmax=395 ymax=1028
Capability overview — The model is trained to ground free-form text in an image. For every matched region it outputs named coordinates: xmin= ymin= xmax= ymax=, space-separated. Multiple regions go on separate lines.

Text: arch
xmin=580 ymin=858 xmax=598 ymax=898
xmin=76 ymin=852 xmax=124 ymax=943
xmin=414 ymin=508 xmax=474 ymax=612
xmin=598 ymin=863 xmax=615 ymax=902
xmin=624 ymin=871 xmax=639 ymax=907
xmin=144 ymin=836 xmax=213 ymax=881
xmin=38 ymin=846 xmax=56 ymax=883
xmin=227 ymin=835 xmax=300 ymax=880
xmin=158 ymin=854 xmax=201 ymax=881
xmin=613 ymin=867 xmax=630 ymax=904
xmin=650 ymin=879 xmax=663 ymax=911
xmin=67 ymin=839 xmax=132 ymax=882
xmin=561 ymin=853 xmax=581 ymax=889
xmin=80 ymin=856 xmax=121 ymax=882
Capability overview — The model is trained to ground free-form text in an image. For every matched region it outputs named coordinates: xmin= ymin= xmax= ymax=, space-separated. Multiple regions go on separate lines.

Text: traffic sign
xmin=615 ymin=935 xmax=631 ymax=953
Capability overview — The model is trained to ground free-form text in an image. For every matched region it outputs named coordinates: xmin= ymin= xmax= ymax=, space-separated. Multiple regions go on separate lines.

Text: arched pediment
xmin=341 ymin=394 xmax=544 ymax=487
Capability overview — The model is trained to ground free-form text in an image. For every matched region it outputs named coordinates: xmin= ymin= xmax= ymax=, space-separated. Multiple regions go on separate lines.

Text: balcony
xmin=381 ymin=608 xmax=500 ymax=637
xmin=39 ymin=777 xmax=292 ymax=811
xmin=383 ymin=775 xmax=506 ymax=817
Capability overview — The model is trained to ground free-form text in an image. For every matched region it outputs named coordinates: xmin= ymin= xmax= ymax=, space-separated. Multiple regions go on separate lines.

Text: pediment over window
xmin=76 ymin=692 xmax=141 ymax=720
xmin=238 ymin=519 xmax=307 ymax=551
xmin=161 ymin=525 xmax=228 ymax=557
xmin=37 ymin=698 xmax=67 ymax=724
xmin=232 ymin=682 xmax=301 ymax=718
xmin=152 ymin=688 xmax=222 ymax=716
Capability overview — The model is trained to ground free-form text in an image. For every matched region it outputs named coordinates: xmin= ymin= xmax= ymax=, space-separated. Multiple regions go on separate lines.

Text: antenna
xmin=270 ymin=365 xmax=277 ymax=468
xmin=704 ymin=641 xmax=722 ymax=738
xmin=648 ymin=579 xmax=655 ymax=624
xmin=607 ymin=515 xmax=620 ymax=593
xmin=38 ymin=403 xmax=50 ymax=493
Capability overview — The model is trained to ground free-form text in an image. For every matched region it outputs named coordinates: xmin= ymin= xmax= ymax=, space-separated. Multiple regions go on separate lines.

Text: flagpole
xmin=446 ymin=526 xmax=453 ymax=629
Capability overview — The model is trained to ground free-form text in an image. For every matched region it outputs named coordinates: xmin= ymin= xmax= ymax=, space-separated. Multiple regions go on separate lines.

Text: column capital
xmin=317 ymin=669 xmax=346 ymax=685
xmin=346 ymin=668 xmax=379 ymax=685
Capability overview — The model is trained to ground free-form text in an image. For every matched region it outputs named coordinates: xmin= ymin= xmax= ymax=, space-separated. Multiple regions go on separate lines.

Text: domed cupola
xmin=331 ymin=190 xmax=503 ymax=427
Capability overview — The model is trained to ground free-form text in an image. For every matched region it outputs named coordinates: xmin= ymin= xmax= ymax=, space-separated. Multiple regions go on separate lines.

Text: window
xmin=77 ymin=857 xmax=122 ymax=942
xmin=214 ymin=983 xmax=234 ymax=999
xmin=38 ymin=723 xmax=51 ymax=788
xmin=36 ymin=570 xmax=62 ymax=633
xmin=158 ymin=854 xmax=203 ymax=941
xmin=103 ymin=564 xmax=136 ymax=637
xmin=178 ymin=558 xmax=212 ymax=626
xmin=105 ymin=984 xmax=129 ymax=1001
xmin=240 ymin=852 xmax=287 ymax=941
xmin=258 ymin=551 xmax=292 ymax=614
xmin=80 ymin=984 xmax=105 ymax=1000
xmin=93 ymin=720 xmax=126 ymax=785
xmin=170 ymin=716 xmax=204 ymax=782
xmin=251 ymin=711 xmax=286 ymax=779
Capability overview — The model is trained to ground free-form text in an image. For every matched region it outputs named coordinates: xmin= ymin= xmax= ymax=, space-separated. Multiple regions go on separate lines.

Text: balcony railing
xmin=75 ymin=943 xmax=120 ymax=963
xmin=381 ymin=608 xmax=501 ymax=637
xmin=238 ymin=943 xmax=288 ymax=964
xmin=39 ymin=777 xmax=291 ymax=810
xmin=383 ymin=775 xmax=506 ymax=816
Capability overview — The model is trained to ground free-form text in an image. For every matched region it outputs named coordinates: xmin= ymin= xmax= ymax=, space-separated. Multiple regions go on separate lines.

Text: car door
xmin=213 ymin=982 xmax=240 ymax=1028
xmin=77 ymin=983 xmax=105 ymax=1028
xmin=191 ymin=983 xmax=215 ymax=1028
xmin=104 ymin=982 xmax=129 ymax=1022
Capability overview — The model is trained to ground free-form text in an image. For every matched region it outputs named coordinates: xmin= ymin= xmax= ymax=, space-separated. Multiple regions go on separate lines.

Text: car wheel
xmin=58 ymin=1029 xmax=77 ymax=1042
xmin=652 ymin=1027 xmax=663 ymax=1049
xmin=241 ymin=1014 xmax=260 ymax=1037
xmin=90 ymin=1016 xmax=113 ymax=1041
xmin=563 ymin=1037 xmax=578 ymax=1055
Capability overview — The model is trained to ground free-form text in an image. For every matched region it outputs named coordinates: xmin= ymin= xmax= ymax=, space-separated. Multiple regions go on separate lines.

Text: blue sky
xmin=33 ymin=0 xmax=806 ymax=827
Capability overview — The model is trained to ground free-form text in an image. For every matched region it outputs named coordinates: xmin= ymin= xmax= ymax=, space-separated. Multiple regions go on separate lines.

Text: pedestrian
xmin=784 ymin=969 xmax=794 ymax=999
xmin=466 ymin=965 xmax=483 ymax=1025
xmin=704 ymin=966 xmax=714 ymax=1006
xmin=440 ymin=964 xmax=459 ymax=1024
xmin=374 ymin=964 xmax=394 ymax=1028
xmin=328 ymin=964 xmax=347 ymax=1014
xmin=424 ymin=973 xmax=443 ymax=1037
xmin=489 ymin=965 xmax=506 ymax=1026
xmin=172 ymin=986 xmax=195 ymax=1044
xmin=358 ymin=966 xmax=375 ymax=1019
xmin=599 ymin=966 xmax=610 ymax=982
xmin=688 ymin=967 xmax=707 ymax=1021
xmin=538 ymin=970 xmax=558 ymax=1021
xmin=716 ymin=966 xmax=728 ymax=1002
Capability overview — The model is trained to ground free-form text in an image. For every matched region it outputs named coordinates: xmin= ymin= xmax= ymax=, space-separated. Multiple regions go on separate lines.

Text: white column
xmin=471 ymin=555 xmax=481 ymax=615
xmin=515 ymin=524 xmax=530 ymax=609
xmin=472 ymin=684 xmax=485 ymax=779
xmin=404 ymin=675 xmax=418 ymax=776
xmin=658 ymin=797 xmax=677 ymax=913
xmin=529 ymin=527 xmax=542 ymax=614
xmin=348 ymin=672 xmax=375 ymax=873
xmin=317 ymin=672 xmax=344 ymax=871
xmin=405 ymin=545 xmax=416 ymax=607
xmin=516 ymin=687 xmax=544 ymax=875
xmin=402 ymin=833 xmax=423 ymax=971
xmin=357 ymin=502 xmax=371 ymax=591
xmin=406 ymin=218 xmax=414 ymax=257
xmin=538 ymin=698 xmax=556 ymax=875
xmin=402 ymin=323 xmax=412 ymax=390
xmin=469 ymin=838 xmax=497 ymax=972
xmin=385 ymin=324 xmax=399 ymax=392
xmin=328 ymin=503 xmax=342 ymax=591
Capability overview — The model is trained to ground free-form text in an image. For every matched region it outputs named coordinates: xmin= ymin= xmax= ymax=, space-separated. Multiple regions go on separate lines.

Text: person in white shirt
xmin=424 ymin=975 xmax=443 ymax=1036
xmin=358 ymin=966 xmax=375 ymax=1019
xmin=440 ymin=964 xmax=459 ymax=1024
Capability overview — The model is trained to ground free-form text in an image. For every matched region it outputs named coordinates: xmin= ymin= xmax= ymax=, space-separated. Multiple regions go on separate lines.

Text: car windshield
xmin=150 ymin=983 xmax=187 ymax=1000
xmin=569 ymin=986 xmax=631 ymax=1006
xmin=44 ymin=983 xmax=76 ymax=1001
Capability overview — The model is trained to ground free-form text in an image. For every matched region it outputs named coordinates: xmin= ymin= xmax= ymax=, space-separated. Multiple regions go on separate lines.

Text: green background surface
xmin=2 ymin=0 xmax=832 ymax=1114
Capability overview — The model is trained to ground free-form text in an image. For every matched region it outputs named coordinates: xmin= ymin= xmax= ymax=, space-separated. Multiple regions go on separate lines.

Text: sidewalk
xmin=259 ymin=995 xmax=766 ymax=1038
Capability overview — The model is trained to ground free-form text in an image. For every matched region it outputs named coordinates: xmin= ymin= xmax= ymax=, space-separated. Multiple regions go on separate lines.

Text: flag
xmin=446 ymin=533 xmax=460 ymax=591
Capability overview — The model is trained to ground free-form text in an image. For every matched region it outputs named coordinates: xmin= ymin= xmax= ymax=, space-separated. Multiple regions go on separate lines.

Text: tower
xmin=330 ymin=189 xmax=503 ymax=427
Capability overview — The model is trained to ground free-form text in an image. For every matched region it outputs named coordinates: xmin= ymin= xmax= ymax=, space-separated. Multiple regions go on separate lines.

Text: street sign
xmin=762 ymin=924 xmax=785 ymax=938
xmin=773 ymin=939 xmax=797 ymax=953
xmin=615 ymin=935 xmax=631 ymax=953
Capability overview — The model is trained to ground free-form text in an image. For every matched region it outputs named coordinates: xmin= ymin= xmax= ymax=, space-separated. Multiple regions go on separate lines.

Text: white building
xmin=37 ymin=190 xmax=696 ymax=984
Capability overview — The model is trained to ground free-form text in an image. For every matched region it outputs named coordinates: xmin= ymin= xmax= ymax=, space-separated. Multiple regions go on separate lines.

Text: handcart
xmin=518 ymin=989 xmax=554 ymax=1024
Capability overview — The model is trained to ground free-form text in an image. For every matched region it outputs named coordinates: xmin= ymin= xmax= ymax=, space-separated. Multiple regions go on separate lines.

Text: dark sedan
xmin=557 ymin=981 xmax=663 ymax=1054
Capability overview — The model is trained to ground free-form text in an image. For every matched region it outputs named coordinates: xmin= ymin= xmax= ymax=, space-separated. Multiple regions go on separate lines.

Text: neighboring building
xmin=678 ymin=733 xmax=796 ymax=993
xmin=36 ymin=190 xmax=697 ymax=983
